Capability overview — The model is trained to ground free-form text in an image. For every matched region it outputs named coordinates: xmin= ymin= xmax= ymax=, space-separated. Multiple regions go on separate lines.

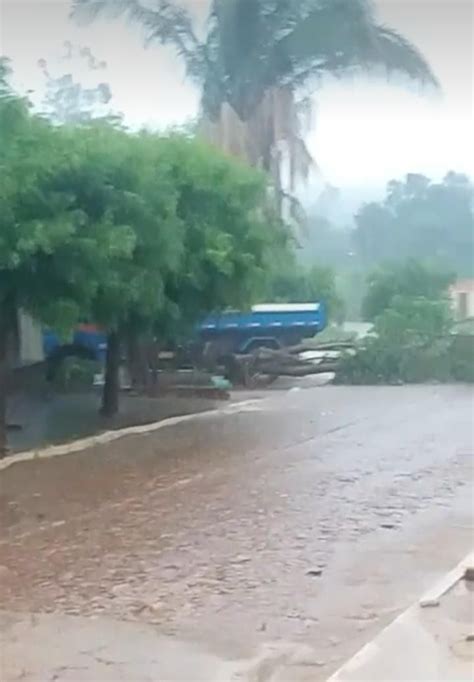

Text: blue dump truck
xmin=198 ymin=303 xmax=326 ymax=355
xmin=43 ymin=303 xmax=327 ymax=378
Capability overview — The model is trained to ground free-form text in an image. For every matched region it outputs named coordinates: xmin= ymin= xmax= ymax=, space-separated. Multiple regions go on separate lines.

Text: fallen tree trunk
xmin=223 ymin=342 xmax=350 ymax=386
xmin=255 ymin=362 xmax=340 ymax=377
xmin=287 ymin=341 xmax=356 ymax=354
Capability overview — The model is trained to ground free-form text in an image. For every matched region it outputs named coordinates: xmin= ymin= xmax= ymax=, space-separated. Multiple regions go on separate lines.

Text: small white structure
xmin=18 ymin=312 xmax=44 ymax=365
xmin=449 ymin=279 xmax=474 ymax=320
xmin=14 ymin=311 xmax=44 ymax=367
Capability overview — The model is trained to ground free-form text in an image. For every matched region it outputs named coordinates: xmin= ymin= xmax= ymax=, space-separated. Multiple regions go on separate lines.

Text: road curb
xmin=0 ymin=399 xmax=261 ymax=473
xmin=327 ymin=550 xmax=474 ymax=681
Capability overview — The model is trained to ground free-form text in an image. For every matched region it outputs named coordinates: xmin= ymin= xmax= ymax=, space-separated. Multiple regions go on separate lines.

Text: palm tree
xmin=72 ymin=0 xmax=437 ymax=218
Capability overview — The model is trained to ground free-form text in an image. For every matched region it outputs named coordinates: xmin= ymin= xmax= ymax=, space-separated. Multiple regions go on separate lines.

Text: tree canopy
xmin=0 ymin=60 xmax=277 ymax=450
xmin=1 ymin=59 xmax=118 ymax=334
xmin=71 ymin=0 xmax=437 ymax=222
xmin=355 ymin=172 xmax=474 ymax=276
xmin=266 ymin=256 xmax=344 ymax=322
xmin=361 ymin=260 xmax=454 ymax=322
xmin=154 ymin=134 xmax=278 ymax=340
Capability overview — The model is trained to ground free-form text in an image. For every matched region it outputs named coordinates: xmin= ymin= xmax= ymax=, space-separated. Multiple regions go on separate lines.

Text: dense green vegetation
xmin=301 ymin=172 xmax=473 ymax=321
xmin=361 ymin=261 xmax=454 ymax=322
xmin=336 ymin=262 xmax=473 ymax=385
xmin=354 ymin=173 xmax=474 ymax=276
xmin=1 ymin=0 xmax=473 ymax=455
xmin=72 ymin=0 xmax=436 ymax=222
xmin=0 ymin=58 xmax=280 ymax=453
xmin=266 ymin=255 xmax=344 ymax=322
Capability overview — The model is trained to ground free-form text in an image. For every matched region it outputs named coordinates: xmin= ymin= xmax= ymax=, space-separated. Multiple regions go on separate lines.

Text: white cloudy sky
xmin=1 ymin=0 xmax=473 ymax=190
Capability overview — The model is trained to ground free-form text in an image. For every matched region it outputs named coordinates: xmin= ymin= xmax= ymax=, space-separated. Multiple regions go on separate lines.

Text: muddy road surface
xmin=1 ymin=384 xmax=473 ymax=679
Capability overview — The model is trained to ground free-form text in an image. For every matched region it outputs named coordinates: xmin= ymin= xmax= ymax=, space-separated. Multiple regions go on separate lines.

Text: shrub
xmin=362 ymin=261 xmax=454 ymax=322
xmin=53 ymin=357 xmax=100 ymax=391
xmin=336 ymin=295 xmax=458 ymax=384
xmin=450 ymin=334 xmax=474 ymax=382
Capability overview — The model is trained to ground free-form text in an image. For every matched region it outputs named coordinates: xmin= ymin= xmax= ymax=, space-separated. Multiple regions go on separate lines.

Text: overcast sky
xmin=1 ymin=0 xmax=473 ymax=190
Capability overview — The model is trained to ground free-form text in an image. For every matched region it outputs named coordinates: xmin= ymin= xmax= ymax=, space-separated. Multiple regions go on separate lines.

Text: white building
xmin=12 ymin=311 xmax=44 ymax=368
xmin=450 ymin=279 xmax=474 ymax=320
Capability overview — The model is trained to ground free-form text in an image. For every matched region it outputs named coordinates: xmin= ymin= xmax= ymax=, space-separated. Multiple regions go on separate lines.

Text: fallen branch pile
xmin=225 ymin=341 xmax=357 ymax=387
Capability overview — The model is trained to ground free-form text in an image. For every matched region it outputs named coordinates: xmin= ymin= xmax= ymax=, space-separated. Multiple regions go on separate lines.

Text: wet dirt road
xmin=1 ymin=384 xmax=473 ymax=679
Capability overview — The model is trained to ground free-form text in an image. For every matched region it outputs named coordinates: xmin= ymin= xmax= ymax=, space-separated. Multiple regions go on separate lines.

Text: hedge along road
xmin=1 ymin=384 xmax=473 ymax=680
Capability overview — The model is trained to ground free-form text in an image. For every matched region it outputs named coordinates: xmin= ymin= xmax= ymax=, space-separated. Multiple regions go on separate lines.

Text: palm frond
xmin=369 ymin=26 xmax=439 ymax=86
xmin=72 ymin=0 xmax=439 ymax=229
xmin=205 ymin=0 xmax=278 ymax=119
xmin=270 ymin=0 xmax=438 ymax=89
xmin=71 ymin=0 xmax=207 ymax=82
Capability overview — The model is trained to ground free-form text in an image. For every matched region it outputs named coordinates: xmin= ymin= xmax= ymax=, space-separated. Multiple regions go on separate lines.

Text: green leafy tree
xmin=337 ymin=296 xmax=454 ymax=385
xmin=1 ymin=58 xmax=283 ymax=449
xmin=355 ymin=173 xmax=474 ymax=275
xmin=47 ymin=125 xmax=184 ymax=415
xmin=72 ymin=0 xmax=437 ymax=220
xmin=362 ymin=261 xmax=454 ymax=322
xmin=159 ymin=135 xmax=273 ymax=319
xmin=0 ymin=62 xmax=132 ymax=454
xmin=56 ymin=129 xmax=275 ymax=414
xmin=147 ymin=134 xmax=278 ymax=380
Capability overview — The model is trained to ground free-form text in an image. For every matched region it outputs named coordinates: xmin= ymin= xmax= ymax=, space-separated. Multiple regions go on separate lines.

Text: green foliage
xmin=50 ymin=125 xmax=183 ymax=333
xmin=374 ymin=295 xmax=452 ymax=346
xmin=72 ymin=0 xmax=437 ymax=122
xmin=53 ymin=357 xmax=100 ymax=391
xmin=266 ymin=254 xmax=344 ymax=322
xmin=305 ymin=325 xmax=357 ymax=346
xmin=1 ymin=77 xmax=271 ymax=340
xmin=0 ymin=60 xmax=282 ymax=440
xmin=72 ymin=0 xmax=437 ymax=232
xmin=0 ymin=67 xmax=116 ymax=332
xmin=336 ymin=295 xmax=462 ymax=385
xmin=0 ymin=58 xmax=31 ymax=146
xmin=450 ymin=334 xmax=474 ymax=382
xmin=1 ymin=62 xmax=277 ymax=425
xmin=362 ymin=261 xmax=454 ymax=322
xmin=161 ymin=134 xmax=271 ymax=318
xmin=355 ymin=172 xmax=474 ymax=276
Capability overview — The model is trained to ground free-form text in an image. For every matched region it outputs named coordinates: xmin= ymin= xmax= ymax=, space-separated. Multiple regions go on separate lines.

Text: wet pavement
xmin=1 ymin=384 xmax=473 ymax=680
xmin=7 ymin=389 xmax=222 ymax=452
xmin=329 ymin=552 xmax=474 ymax=681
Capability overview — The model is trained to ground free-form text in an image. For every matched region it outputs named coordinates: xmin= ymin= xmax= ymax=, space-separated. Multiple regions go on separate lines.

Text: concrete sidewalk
xmin=2 ymin=553 xmax=473 ymax=682
xmin=328 ymin=551 xmax=474 ymax=681
xmin=0 ymin=610 xmax=237 ymax=681
xmin=0 ymin=610 xmax=327 ymax=682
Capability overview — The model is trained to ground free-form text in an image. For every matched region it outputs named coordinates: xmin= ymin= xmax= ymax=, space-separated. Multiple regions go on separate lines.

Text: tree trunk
xmin=147 ymin=339 xmax=159 ymax=389
xmin=0 ymin=296 xmax=15 ymax=458
xmin=126 ymin=332 xmax=143 ymax=391
xmin=256 ymin=362 xmax=340 ymax=377
xmin=0 ymin=320 xmax=8 ymax=458
xmin=101 ymin=331 xmax=120 ymax=417
xmin=126 ymin=334 xmax=156 ymax=393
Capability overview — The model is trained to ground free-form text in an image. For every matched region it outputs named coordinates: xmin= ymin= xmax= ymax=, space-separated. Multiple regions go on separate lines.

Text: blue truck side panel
xmin=199 ymin=306 xmax=326 ymax=333
xmin=43 ymin=303 xmax=327 ymax=361
xmin=198 ymin=304 xmax=327 ymax=352
xmin=43 ymin=328 xmax=107 ymax=362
